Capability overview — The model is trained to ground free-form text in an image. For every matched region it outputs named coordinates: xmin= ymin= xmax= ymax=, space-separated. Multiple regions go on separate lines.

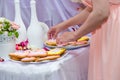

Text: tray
xmin=44 ymin=42 xmax=90 ymax=50
xmin=9 ymin=51 xmax=69 ymax=64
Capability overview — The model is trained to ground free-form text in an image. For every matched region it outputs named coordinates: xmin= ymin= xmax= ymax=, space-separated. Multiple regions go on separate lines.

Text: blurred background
xmin=0 ymin=0 xmax=85 ymax=31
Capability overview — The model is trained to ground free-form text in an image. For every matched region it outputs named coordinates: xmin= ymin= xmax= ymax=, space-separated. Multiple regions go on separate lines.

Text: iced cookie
xmin=45 ymin=39 xmax=57 ymax=46
xmin=47 ymin=48 xmax=66 ymax=56
xmin=35 ymin=55 xmax=60 ymax=62
xmin=27 ymin=49 xmax=47 ymax=57
xmin=77 ymin=36 xmax=89 ymax=42
xmin=9 ymin=52 xmax=28 ymax=59
xmin=21 ymin=57 xmax=36 ymax=62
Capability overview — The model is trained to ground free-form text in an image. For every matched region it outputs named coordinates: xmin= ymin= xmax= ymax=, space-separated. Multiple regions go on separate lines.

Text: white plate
xmin=9 ymin=51 xmax=69 ymax=64
xmin=44 ymin=42 xmax=90 ymax=50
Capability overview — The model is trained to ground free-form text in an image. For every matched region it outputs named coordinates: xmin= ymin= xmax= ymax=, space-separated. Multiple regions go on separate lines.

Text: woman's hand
xmin=47 ymin=26 xmax=59 ymax=39
xmin=47 ymin=23 xmax=68 ymax=39
xmin=56 ymin=31 xmax=78 ymax=44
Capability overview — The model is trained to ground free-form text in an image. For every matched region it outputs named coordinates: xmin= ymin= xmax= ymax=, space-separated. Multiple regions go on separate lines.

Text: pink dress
xmin=81 ymin=0 xmax=120 ymax=80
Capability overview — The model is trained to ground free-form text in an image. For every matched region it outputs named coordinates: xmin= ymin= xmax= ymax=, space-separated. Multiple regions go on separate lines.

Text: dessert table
xmin=0 ymin=0 xmax=89 ymax=80
xmin=0 ymin=46 xmax=89 ymax=80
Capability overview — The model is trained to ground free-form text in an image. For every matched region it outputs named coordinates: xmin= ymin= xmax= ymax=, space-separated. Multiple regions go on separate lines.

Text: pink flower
xmin=11 ymin=22 xmax=20 ymax=30
xmin=0 ymin=57 xmax=4 ymax=62
xmin=15 ymin=39 xmax=29 ymax=50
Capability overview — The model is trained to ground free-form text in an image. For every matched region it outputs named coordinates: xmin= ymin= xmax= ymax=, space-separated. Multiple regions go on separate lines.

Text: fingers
xmin=56 ymin=36 xmax=67 ymax=45
xmin=47 ymin=27 xmax=58 ymax=39
xmin=53 ymin=33 xmax=58 ymax=39
xmin=47 ymin=30 xmax=52 ymax=39
xmin=48 ymin=32 xmax=57 ymax=39
xmin=56 ymin=32 xmax=75 ymax=44
xmin=47 ymin=28 xmax=55 ymax=39
xmin=56 ymin=37 xmax=62 ymax=44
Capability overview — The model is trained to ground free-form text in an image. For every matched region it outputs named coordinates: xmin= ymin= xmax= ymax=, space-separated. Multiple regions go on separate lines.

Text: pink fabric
xmin=81 ymin=0 xmax=120 ymax=80
xmin=109 ymin=0 xmax=120 ymax=4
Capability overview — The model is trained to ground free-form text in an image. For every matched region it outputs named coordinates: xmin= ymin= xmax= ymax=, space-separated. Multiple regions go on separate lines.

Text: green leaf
xmin=14 ymin=32 xmax=19 ymax=38
xmin=0 ymin=21 xmax=2 ymax=24
xmin=0 ymin=31 xmax=3 ymax=34
xmin=4 ymin=20 xmax=10 ymax=24
xmin=5 ymin=24 xmax=10 ymax=29
xmin=8 ymin=32 xmax=12 ymax=36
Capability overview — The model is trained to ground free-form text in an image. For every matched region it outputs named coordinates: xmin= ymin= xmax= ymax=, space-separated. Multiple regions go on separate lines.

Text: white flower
xmin=0 ymin=17 xmax=9 ymax=23
xmin=0 ymin=18 xmax=5 ymax=23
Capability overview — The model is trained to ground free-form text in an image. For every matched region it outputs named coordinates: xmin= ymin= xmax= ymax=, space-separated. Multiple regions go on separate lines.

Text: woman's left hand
xmin=56 ymin=31 xmax=77 ymax=44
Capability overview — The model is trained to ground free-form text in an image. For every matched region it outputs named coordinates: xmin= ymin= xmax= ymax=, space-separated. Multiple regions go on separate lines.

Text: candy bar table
xmin=0 ymin=47 xmax=89 ymax=80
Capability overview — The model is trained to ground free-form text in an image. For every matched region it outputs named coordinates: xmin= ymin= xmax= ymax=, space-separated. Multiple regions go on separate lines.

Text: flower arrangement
xmin=0 ymin=17 xmax=19 ymax=38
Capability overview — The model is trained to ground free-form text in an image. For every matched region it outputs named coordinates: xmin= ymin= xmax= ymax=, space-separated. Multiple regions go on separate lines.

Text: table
xmin=0 ymin=47 xmax=89 ymax=80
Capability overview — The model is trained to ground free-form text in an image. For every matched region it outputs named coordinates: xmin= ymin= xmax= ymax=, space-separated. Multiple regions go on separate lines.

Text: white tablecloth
xmin=0 ymin=47 xmax=89 ymax=80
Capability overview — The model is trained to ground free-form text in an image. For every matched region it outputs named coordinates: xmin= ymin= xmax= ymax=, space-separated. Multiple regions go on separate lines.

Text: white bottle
xmin=14 ymin=0 xmax=27 ymax=43
xmin=27 ymin=0 xmax=44 ymax=49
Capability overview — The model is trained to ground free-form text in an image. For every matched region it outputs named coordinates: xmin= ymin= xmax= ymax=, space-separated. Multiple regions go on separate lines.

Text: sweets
xmin=77 ymin=36 xmax=89 ymax=42
xmin=47 ymin=48 xmax=66 ymax=56
xmin=45 ymin=36 xmax=89 ymax=47
xmin=35 ymin=55 xmax=60 ymax=62
xmin=9 ymin=48 xmax=66 ymax=63
xmin=27 ymin=49 xmax=47 ymax=57
xmin=45 ymin=39 xmax=57 ymax=46
xmin=21 ymin=57 xmax=36 ymax=62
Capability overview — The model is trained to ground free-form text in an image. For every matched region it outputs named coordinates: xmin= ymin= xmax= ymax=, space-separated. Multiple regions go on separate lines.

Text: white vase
xmin=27 ymin=0 xmax=45 ymax=49
xmin=14 ymin=0 xmax=27 ymax=44
xmin=0 ymin=32 xmax=16 ymax=59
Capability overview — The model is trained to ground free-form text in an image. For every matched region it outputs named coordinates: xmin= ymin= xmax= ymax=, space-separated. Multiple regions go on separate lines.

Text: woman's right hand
xmin=47 ymin=26 xmax=58 ymax=39
xmin=47 ymin=24 xmax=64 ymax=39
